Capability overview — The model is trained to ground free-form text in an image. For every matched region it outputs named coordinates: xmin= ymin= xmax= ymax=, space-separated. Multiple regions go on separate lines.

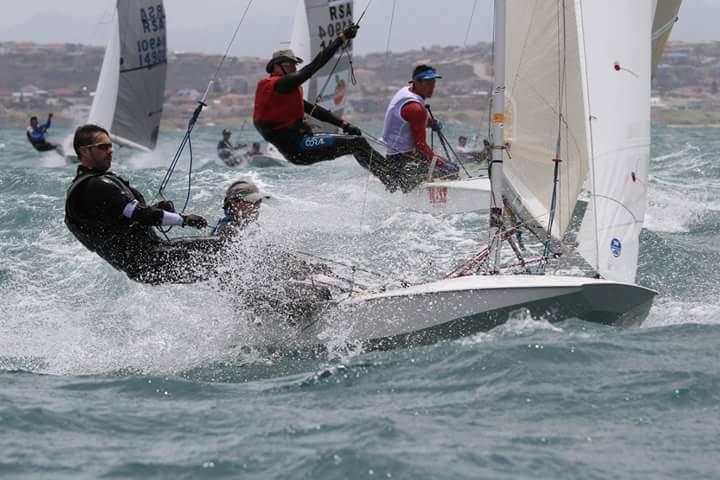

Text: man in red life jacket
xmin=253 ymin=24 xmax=398 ymax=189
xmin=381 ymin=64 xmax=460 ymax=192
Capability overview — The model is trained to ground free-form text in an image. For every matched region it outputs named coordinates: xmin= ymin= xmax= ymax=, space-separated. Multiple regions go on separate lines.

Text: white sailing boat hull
xmin=414 ymin=177 xmax=491 ymax=214
xmin=370 ymin=176 xmax=491 ymax=214
xmin=300 ymin=275 xmax=655 ymax=351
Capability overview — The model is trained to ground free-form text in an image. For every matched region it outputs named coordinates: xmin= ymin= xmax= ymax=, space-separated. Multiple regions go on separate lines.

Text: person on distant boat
xmin=65 ymin=123 xmax=225 ymax=285
xmin=217 ymin=129 xmax=246 ymax=167
xmin=26 ymin=113 xmax=60 ymax=152
xmin=477 ymin=139 xmax=492 ymax=166
xmin=455 ymin=135 xmax=471 ymax=163
xmin=253 ymin=24 xmax=396 ymax=189
xmin=457 ymin=136 xmax=491 ymax=166
xmin=247 ymin=142 xmax=262 ymax=156
xmin=211 ymin=178 xmax=270 ymax=238
xmin=381 ymin=65 xmax=460 ymax=192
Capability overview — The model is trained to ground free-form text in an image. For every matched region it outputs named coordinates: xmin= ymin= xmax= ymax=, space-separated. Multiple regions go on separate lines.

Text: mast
xmin=488 ymin=0 xmax=506 ymax=272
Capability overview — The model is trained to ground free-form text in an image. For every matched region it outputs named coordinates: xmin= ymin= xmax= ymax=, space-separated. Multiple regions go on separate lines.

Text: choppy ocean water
xmin=1 ymin=124 xmax=719 ymax=479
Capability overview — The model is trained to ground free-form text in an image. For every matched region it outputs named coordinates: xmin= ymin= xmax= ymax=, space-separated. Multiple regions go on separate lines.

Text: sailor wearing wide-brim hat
xmin=265 ymin=49 xmax=304 ymax=74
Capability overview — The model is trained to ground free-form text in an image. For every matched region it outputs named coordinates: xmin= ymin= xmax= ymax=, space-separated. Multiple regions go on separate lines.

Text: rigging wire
xmin=155 ymin=0 xmax=256 ymax=211
xmin=463 ymin=0 xmax=479 ymax=47
xmin=385 ymin=0 xmax=397 ymax=56
xmin=426 ymin=105 xmax=473 ymax=178
xmin=539 ymin=0 xmax=568 ymax=272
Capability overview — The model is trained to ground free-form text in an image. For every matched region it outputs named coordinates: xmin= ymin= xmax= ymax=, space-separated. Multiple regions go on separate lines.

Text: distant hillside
xmin=3 ymin=39 xmax=720 ymax=128
xmin=0 ymin=41 xmax=491 ymax=95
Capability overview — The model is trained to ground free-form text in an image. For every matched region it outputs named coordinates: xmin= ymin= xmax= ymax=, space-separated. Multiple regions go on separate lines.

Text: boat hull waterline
xmin=299 ymin=275 xmax=656 ymax=351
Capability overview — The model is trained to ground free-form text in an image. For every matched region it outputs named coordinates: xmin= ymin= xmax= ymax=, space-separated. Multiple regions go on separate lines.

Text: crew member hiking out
xmin=381 ymin=65 xmax=460 ymax=192
xmin=27 ymin=113 xmax=61 ymax=153
xmin=253 ymin=23 xmax=398 ymax=189
xmin=211 ymin=178 xmax=332 ymax=325
xmin=65 ymin=124 xmax=224 ymax=285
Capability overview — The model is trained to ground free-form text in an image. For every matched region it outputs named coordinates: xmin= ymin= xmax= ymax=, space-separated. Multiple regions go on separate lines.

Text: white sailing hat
xmin=224 ymin=179 xmax=270 ymax=205
xmin=266 ymin=48 xmax=304 ymax=73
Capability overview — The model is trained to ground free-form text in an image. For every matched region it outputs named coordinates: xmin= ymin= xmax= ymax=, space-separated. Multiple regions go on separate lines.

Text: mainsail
xmin=89 ymin=0 xmax=167 ymax=151
xmin=576 ymin=0 xmax=653 ymax=284
xmin=291 ymin=0 xmax=354 ymax=130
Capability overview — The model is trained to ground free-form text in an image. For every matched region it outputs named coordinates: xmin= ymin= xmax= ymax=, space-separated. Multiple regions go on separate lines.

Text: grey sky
xmin=0 ymin=0 xmax=715 ymax=56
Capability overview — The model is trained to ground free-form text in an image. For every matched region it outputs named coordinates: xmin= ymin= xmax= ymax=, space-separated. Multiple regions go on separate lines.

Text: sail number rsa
xmin=140 ymin=5 xmax=166 ymax=34
xmin=318 ymin=2 xmax=353 ymax=50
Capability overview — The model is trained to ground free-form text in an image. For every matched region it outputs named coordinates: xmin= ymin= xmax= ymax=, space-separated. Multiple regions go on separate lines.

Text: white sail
xmin=502 ymin=0 xmax=590 ymax=239
xmin=651 ymin=0 xmax=682 ymax=76
xmin=576 ymin=0 xmax=652 ymax=284
xmin=88 ymin=12 xmax=121 ymax=133
xmin=86 ymin=0 xmax=167 ymax=151
xmin=292 ymin=0 xmax=354 ymax=121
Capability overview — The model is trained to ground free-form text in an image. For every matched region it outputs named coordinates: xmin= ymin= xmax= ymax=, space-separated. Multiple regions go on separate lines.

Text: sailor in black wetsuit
xmin=65 ymin=124 xmax=224 ymax=285
xmin=252 ymin=23 xmax=397 ymax=189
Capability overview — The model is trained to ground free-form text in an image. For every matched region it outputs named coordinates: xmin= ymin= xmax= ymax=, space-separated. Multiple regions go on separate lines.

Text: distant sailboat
xmin=63 ymin=0 xmax=167 ymax=159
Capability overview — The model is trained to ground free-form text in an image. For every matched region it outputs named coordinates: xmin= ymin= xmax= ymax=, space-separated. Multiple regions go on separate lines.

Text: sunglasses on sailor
xmin=85 ymin=142 xmax=113 ymax=151
xmin=234 ymin=198 xmax=261 ymax=207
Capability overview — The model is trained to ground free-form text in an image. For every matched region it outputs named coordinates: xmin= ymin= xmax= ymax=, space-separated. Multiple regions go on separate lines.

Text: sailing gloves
xmin=342 ymin=24 xmax=359 ymax=41
xmin=430 ymin=118 xmax=443 ymax=132
xmin=181 ymin=214 xmax=208 ymax=229
xmin=153 ymin=200 xmax=176 ymax=212
xmin=342 ymin=123 xmax=362 ymax=136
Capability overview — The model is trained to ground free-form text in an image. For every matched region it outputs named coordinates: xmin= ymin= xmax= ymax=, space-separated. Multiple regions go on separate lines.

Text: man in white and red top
xmin=381 ymin=64 xmax=459 ymax=192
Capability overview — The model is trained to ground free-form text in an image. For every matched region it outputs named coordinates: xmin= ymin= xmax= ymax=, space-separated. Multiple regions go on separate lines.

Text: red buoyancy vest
xmin=253 ymin=75 xmax=304 ymax=130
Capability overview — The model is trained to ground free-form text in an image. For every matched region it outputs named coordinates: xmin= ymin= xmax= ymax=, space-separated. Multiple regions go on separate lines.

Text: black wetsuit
xmin=65 ymin=166 xmax=223 ymax=284
xmin=253 ymin=38 xmax=395 ymax=186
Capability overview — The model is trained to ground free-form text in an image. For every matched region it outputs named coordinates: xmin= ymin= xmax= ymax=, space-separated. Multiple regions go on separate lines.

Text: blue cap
xmin=411 ymin=67 xmax=442 ymax=82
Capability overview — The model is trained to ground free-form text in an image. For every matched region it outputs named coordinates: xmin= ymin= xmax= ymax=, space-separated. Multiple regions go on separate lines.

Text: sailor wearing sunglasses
xmin=65 ymin=124 xmax=224 ymax=284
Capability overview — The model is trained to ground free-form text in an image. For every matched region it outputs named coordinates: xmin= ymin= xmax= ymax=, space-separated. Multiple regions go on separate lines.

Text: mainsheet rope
xmin=154 ymin=0 xmax=256 ymax=219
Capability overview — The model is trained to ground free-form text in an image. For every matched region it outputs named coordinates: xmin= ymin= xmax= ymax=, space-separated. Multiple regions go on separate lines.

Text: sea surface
xmin=1 ymin=123 xmax=719 ymax=479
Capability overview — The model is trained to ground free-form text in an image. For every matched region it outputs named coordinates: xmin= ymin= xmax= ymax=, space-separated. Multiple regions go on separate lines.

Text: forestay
xmin=89 ymin=0 xmax=167 ymax=150
xmin=502 ymin=0 xmax=590 ymax=240
xmin=576 ymin=0 xmax=652 ymax=284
